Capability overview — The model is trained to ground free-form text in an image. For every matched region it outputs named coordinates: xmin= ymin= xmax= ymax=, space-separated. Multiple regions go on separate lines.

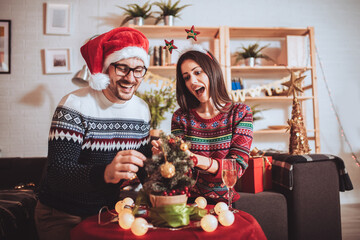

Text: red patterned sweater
xmin=171 ymin=103 xmax=253 ymax=203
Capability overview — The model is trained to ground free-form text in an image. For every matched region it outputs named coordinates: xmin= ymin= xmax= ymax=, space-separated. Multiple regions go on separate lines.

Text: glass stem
xmin=228 ymin=188 xmax=231 ymax=207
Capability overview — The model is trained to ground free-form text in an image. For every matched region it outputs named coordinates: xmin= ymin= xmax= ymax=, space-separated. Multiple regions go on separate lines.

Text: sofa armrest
xmin=274 ymin=160 xmax=342 ymax=240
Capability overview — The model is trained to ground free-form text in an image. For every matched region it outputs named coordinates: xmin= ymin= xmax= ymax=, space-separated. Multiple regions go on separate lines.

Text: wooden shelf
xmin=147 ymin=66 xmax=176 ymax=76
xmin=231 ymin=96 xmax=314 ymax=102
xmin=231 ymin=66 xmax=311 ymax=78
xmin=129 ymin=25 xmax=220 ymax=39
xmin=254 ymin=129 xmax=315 ymax=134
xmin=229 ymin=27 xmax=310 ymax=38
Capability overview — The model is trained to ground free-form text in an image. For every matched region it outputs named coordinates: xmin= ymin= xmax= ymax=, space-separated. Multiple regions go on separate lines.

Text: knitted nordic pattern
xmin=171 ymin=103 xmax=253 ymax=203
xmin=39 ymin=103 xmax=150 ymax=217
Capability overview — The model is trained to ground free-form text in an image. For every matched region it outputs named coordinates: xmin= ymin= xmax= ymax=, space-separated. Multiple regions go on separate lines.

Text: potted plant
xmin=118 ymin=1 xmax=153 ymax=26
xmin=153 ymin=0 xmax=191 ymax=26
xmin=136 ymin=86 xmax=177 ymax=136
xmin=234 ymin=43 xmax=272 ymax=67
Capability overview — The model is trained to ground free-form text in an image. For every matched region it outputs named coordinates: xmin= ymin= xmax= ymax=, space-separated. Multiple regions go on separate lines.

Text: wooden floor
xmin=341 ymin=203 xmax=360 ymax=240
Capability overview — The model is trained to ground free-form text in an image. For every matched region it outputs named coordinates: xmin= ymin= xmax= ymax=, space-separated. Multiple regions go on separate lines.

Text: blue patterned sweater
xmin=38 ymin=87 xmax=151 ymax=217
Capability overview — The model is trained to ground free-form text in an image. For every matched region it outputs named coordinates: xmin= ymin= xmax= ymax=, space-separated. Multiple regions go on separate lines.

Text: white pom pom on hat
xmin=80 ymin=27 xmax=149 ymax=91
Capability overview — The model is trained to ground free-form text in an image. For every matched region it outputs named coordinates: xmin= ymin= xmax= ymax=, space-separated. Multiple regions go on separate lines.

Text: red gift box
xmin=235 ymin=156 xmax=272 ymax=193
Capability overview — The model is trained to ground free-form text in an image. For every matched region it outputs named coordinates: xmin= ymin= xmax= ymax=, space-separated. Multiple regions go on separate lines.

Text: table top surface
xmin=71 ymin=205 xmax=267 ymax=240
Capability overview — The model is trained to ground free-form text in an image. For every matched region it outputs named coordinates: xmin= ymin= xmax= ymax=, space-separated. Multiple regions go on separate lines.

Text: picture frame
xmin=45 ymin=3 xmax=71 ymax=35
xmin=44 ymin=48 xmax=72 ymax=74
xmin=0 ymin=20 xmax=11 ymax=74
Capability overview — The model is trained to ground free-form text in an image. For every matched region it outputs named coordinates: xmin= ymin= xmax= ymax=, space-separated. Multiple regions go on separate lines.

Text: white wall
xmin=0 ymin=0 xmax=359 ymax=204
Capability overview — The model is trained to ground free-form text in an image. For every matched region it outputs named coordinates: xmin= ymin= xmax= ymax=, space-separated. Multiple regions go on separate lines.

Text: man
xmin=35 ymin=27 xmax=151 ymax=240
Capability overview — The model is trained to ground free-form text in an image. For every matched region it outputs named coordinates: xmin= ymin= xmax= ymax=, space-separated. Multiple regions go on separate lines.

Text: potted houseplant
xmin=136 ymin=86 xmax=177 ymax=137
xmin=153 ymin=0 xmax=191 ymax=26
xmin=234 ymin=43 xmax=272 ymax=67
xmin=118 ymin=1 xmax=153 ymax=26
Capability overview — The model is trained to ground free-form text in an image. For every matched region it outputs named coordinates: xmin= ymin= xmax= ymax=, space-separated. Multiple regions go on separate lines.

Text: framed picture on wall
xmin=44 ymin=48 xmax=72 ymax=74
xmin=0 ymin=20 xmax=11 ymax=74
xmin=45 ymin=3 xmax=71 ymax=35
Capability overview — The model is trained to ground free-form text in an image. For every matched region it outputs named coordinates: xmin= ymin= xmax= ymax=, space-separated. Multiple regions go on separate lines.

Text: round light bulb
xmin=214 ymin=202 xmax=229 ymax=215
xmin=115 ymin=200 xmax=126 ymax=214
xmin=195 ymin=197 xmax=207 ymax=209
xmin=218 ymin=210 xmax=235 ymax=226
xmin=131 ymin=217 xmax=149 ymax=236
xmin=200 ymin=214 xmax=218 ymax=232
xmin=118 ymin=212 xmax=135 ymax=229
xmin=122 ymin=197 xmax=134 ymax=207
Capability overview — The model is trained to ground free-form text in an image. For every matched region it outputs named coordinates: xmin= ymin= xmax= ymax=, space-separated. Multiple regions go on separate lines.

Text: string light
xmin=214 ymin=202 xmax=229 ymax=215
xmin=200 ymin=214 xmax=218 ymax=232
xmin=218 ymin=210 xmax=235 ymax=226
xmin=194 ymin=197 xmax=207 ymax=209
xmin=316 ymin=45 xmax=360 ymax=167
xmin=131 ymin=217 xmax=149 ymax=236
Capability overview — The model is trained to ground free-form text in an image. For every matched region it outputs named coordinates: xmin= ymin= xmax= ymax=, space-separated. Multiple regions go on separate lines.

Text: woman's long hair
xmin=176 ymin=50 xmax=233 ymax=112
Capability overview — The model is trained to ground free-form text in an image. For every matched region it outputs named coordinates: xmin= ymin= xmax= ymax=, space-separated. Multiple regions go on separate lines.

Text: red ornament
xmin=184 ymin=186 xmax=189 ymax=192
xmin=187 ymin=193 xmax=191 ymax=197
xmin=169 ymin=138 xmax=175 ymax=144
xmin=181 ymin=191 xmax=185 ymax=195
xmin=185 ymin=25 xmax=200 ymax=41
xmin=164 ymin=40 xmax=178 ymax=54
xmin=163 ymin=191 xmax=168 ymax=196
xmin=171 ymin=189 xmax=176 ymax=194
xmin=168 ymin=192 xmax=173 ymax=196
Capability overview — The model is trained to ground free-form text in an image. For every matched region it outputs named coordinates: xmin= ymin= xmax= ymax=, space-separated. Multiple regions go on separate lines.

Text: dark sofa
xmin=0 ymin=155 xmax=348 ymax=240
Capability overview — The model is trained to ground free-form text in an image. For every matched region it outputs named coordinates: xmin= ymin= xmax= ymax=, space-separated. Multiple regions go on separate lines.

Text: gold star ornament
xmin=281 ymin=71 xmax=306 ymax=97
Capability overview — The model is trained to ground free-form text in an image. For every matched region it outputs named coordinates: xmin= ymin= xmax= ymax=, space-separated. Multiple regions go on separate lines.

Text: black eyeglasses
xmin=110 ymin=63 xmax=147 ymax=78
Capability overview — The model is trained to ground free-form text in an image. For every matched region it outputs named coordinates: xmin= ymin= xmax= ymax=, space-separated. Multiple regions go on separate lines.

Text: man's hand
xmin=104 ymin=150 xmax=146 ymax=184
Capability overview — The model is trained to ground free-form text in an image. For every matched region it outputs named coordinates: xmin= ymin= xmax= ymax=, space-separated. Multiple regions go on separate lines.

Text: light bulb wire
xmin=315 ymin=45 xmax=360 ymax=167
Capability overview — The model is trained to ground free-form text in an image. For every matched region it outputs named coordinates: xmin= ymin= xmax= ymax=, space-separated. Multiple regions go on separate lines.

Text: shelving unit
xmin=224 ymin=26 xmax=320 ymax=153
xmin=129 ymin=25 xmax=320 ymax=153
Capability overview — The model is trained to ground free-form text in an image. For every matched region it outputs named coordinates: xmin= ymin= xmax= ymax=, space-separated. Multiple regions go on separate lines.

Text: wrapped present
xmin=235 ymin=148 xmax=272 ymax=193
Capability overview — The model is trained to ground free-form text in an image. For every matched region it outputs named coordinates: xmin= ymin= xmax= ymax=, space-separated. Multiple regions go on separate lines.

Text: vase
xmin=245 ymin=57 xmax=255 ymax=67
xmin=133 ymin=17 xmax=144 ymax=26
xmin=164 ymin=15 xmax=174 ymax=26
xmin=149 ymin=194 xmax=188 ymax=207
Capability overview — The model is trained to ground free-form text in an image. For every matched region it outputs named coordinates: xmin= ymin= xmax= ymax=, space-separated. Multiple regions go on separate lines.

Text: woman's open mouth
xmin=195 ymin=86 xmax=205 ymax=96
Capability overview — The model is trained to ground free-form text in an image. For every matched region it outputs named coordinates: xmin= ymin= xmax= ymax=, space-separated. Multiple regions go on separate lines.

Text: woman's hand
xmin=151 ymin=139 xmax=162 ymax=155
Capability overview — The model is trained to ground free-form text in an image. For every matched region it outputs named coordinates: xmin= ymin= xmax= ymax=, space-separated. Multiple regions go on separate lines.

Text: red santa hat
xmin=80 ymin=27 xmax=149 ymax=90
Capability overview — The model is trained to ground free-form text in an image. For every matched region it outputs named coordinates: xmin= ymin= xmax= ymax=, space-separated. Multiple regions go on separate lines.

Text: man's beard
xmin=109 ymin=78 xmax=136 ymax=102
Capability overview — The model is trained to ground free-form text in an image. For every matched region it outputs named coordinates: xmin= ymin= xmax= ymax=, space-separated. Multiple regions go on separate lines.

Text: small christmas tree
xmin=143 ymin=132 xmax=195 ymax=196
xmin=282 ymin=71 xmax=311 ymax=155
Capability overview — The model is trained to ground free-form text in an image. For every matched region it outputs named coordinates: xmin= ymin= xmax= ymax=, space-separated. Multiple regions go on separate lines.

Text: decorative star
xmin=164 ymin=39 xmax=178 ymax=54
xmin=281 ymin=71 xmax=306 ymax=97
xmin=185 ymin=25 xmax=200 ymax=41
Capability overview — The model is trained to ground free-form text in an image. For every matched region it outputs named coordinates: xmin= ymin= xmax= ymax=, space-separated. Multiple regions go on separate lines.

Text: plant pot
xmin=164 ymin=15 xmax=174 ymax=26
xmin=149 ymin=194 xmax=188 ymax=207
xmin=133 ymin=17 xmax=144 ymax=26
xmin=245 ymin=57 xmax=255 ymax=67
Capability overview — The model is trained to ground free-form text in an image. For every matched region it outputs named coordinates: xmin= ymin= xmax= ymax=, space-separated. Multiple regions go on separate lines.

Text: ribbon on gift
xmin=149 ymin=204 xmax=207 ymax=228
xmin=250 ymin=147 xmax=272 ymax=189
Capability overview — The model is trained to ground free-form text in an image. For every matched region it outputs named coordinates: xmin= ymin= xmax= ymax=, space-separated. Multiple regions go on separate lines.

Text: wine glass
xmin=222 ymin=159 xmax=237 ymax=210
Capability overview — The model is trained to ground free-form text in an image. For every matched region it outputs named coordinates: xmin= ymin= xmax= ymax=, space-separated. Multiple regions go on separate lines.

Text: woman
xmin=153 ymin=47 xmax=253 ymax=204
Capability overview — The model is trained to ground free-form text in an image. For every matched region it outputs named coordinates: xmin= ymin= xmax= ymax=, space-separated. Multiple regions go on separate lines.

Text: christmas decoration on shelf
xmin=143 ymin=132 xmax=195 ymax=196
xmin=282 ymin=71 xmax=311 ymax=155
xmin=185 ymin=25 xmax=200 ymax=41
xmin=231 ymin=76 xmax=291 ymax=102
xmin=164 ymin=39 xmax=178 ymax=53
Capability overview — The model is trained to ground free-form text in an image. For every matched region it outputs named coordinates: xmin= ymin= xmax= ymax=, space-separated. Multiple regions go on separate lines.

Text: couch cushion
xmin=233 ymin=191 xmax=288 ymax=240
